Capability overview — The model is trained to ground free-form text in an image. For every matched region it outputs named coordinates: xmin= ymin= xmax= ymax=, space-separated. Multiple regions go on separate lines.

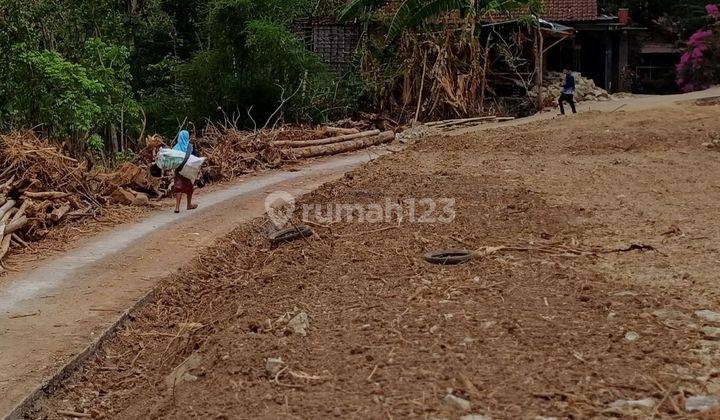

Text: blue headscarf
xmin=173 ymin=130 xmax=190 ymax=153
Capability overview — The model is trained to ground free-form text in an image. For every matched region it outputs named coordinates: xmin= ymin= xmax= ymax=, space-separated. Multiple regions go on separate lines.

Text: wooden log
xmin=11 ymin=234 xmax=28 ymax=248
xmin=0 ymin=232 xmax=11 ymax=262
xmin=0 ymin=199 xmax=16 ymax=221
xmin=427 ymin=116 xmax=499 ymax=129
xmin=13 ymin=200 xmax=29 ymax=221
xmin=0 ymin=196 xmax=5 ymax=208
xmin=50 ymin=203 xmax=72 ymax=224
xmin=0 ymin=209 xmax=13 ymax=262
xmin=322 ymin=126 xmax=360 ymax=135
xmin=0 ymin=175 xmax=15 ymax=192
xmin=285 ymin=131 xmax=394 ymax=159
xmin=4 ymin=215 xmax=27 ymax=236
xmin=424 ymin=117 xmax=488 ymax=127
xmin=23 ymin=191 xmax=70 ymax=200
xmin=272 ymin=130 xmax=381 ymax=148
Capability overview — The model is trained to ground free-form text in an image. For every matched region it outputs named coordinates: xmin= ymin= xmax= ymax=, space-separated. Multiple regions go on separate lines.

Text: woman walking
xmin=173 ymin=130 xmax=199 ymax=213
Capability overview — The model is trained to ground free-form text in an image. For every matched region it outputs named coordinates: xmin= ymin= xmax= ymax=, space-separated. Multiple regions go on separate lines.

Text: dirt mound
xmin=31 ymin=104 xmax=720 ymax=418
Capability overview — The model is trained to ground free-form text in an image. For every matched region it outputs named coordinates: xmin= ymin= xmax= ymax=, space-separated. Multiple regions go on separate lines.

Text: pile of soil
xmin=30 ymin=102 xmax=720 ymax=418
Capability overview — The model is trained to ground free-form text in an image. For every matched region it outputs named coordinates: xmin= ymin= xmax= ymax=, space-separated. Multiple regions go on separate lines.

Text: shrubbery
xmin=677 ymin=4 xmax=720 ymax=92
xmin=0 ymin=0 xmax=358 ymax=156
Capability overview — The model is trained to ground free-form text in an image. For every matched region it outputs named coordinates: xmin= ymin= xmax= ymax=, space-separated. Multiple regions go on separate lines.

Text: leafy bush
xmin=677 ymin=5 xmax=720 ymax=92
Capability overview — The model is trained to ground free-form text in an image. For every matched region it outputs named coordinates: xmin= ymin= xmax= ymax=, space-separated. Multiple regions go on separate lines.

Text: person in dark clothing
xmin=558 ymin=67 xmax=577 ymax=115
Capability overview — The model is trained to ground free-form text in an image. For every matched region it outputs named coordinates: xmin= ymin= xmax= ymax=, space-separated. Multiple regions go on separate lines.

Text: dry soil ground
xmin=28 ymin=97 xmax=720 ymax=419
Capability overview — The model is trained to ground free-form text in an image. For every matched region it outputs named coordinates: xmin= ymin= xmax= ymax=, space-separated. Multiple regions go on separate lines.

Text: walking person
xmin=558 ymin=67 xmax=577 ymax=115
xmin=172 ymin=130 xmax=199 ymax=213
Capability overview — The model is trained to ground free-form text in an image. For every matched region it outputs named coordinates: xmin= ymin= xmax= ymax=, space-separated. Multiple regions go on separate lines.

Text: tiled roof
xmin=373 ymin=0 xmax=599 ymax=22
xmin=541 ymin=0 xmax=598 ymax=21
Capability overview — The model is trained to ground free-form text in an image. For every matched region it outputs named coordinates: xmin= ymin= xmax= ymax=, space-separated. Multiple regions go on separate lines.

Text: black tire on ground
xmin=423 ymin=249 xmax=475 ymax=265
xmin=269 ymin=225 xmax=314 ymax=245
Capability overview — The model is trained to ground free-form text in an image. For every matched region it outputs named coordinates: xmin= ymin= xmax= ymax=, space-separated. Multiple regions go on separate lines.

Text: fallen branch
xmin=4 ymin=215 xmax=27 ymax=236
xmin=23 ymin=191 xmax=70 ymax=200
xmin=426 ymin=116 xmax=498 ymax=127
xmin=0 ymin=199 xmax=16 ymax=221
xmin=56 ymin=410 xmax=92 ymax=418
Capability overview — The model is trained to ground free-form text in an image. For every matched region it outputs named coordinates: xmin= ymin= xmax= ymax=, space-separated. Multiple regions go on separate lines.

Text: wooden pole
xmin=535 ymin=25 xmax=544 ymax=111
xmin=414 ymin=49 xmax=429 ymax=124
xmin=480 ymin=33 xmax=492 ymax=113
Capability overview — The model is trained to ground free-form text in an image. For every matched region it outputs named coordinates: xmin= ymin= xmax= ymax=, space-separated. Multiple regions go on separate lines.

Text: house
xmin=296 ymin=0 xmax=640 ymax=92
xmin=537 ymin=1 xmax=639 ymax=92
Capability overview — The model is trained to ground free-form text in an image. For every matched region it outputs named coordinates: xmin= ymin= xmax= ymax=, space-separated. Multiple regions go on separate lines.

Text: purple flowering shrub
xmin=676 ymin=5 xmax=720 ymax=92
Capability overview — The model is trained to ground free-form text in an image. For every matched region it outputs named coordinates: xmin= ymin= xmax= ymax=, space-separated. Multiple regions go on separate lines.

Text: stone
xmin=286 ymin=311 xmax=310 ymax=336
xmin=444 ymin=394 xmax=471 ymax=411
xmin=109 ymin=187 xmax=136 ymax=205
xmin=265 ymin=357 xmax=285 ymax=378
xmin=610 ymin=398 xmax=655 ymax=409
xmin=701 ymin=326 xmax=720 ymax=339
xmin=624 ymin=331 xmax=640 ymax=342
xmin=165 ymin=352 xmax=202 ymax=389
xmin=534 ymin=417 xmax=558 ymax=420
xmin=696 ymin=310 xmax=720 ymax=323
xmin=460 ymin=415 xmax=491 ymax=420
xmin=685 ymin=395 xmax=720 ymax=412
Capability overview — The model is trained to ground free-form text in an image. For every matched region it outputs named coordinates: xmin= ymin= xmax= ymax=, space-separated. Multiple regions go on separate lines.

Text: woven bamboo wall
xmin=294 ymin=19 xmax=360 ymax=73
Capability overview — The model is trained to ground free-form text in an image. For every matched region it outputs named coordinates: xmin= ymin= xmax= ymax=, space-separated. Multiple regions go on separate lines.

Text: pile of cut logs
xmin=0 ymin=180 xmax=102 ymax=269
xmin=276 ymin=128 xmax=395 ymax=159
xmin=0 ymin=193 xmax=29 ymax=265
xmin=0 ymin=131 xmax=155 ymax=269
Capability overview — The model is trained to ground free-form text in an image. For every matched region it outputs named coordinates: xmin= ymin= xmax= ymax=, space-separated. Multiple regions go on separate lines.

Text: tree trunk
xmin=284 ymin=131 xmax=394 ymax=159
xmin=109 ymin=125 xmax=119 ymax=155
xmin=272 ymin=130 xmax=381 ymax=148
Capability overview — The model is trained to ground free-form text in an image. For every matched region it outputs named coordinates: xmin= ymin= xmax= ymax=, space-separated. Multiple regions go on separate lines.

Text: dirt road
xmin=14 ymin=90 xmax=720 ymax=419
xmin=0 ymin=151 xmax=386 ymax=418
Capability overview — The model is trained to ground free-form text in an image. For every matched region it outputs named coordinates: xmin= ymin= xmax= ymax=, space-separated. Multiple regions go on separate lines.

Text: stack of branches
xmin=0 ymin=131 xmax=161 ymax=269
xmin=194 ymin=125 xmax=288 ymax=181
xmin=0 ymin=132 xmax=105 ymax=267
xmin=195 ymin=123 xmax=393 ymax=182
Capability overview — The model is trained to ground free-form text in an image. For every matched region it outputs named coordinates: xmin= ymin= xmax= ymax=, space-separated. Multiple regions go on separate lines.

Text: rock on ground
xmin=696 ymin=310 xmax=720 ymax=323
xmin=286 ymin=311 xmax=310 ymax=336
xmin=444 ymin=393 xmax=471 ymax=411
xmin=164 ymin=352 xmax=202 ymax=389
xmin=685 ymin=395 xmax=720 ymax=412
